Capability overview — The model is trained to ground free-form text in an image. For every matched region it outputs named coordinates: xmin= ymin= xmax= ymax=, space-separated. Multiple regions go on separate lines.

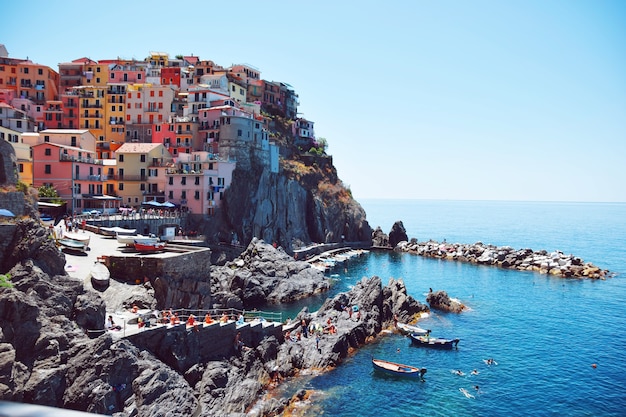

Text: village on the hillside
xmin=0 ymin=44 xmax=318 ymax=216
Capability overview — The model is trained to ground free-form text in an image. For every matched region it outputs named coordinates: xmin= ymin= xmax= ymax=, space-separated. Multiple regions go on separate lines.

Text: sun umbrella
xmin=162 ymin=201 xmax=176 ymax=208
xmin=0 ymin=209 xmax=15 ymax=217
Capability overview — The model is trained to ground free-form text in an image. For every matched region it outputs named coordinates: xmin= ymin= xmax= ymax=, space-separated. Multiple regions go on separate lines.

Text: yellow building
xmin=104 ymin=83 xmax=127 ymax=158
xmin=74 ymin=85 xmax=107 ymax=155
xmin=115 ymin=142 xmax=172 ymax=208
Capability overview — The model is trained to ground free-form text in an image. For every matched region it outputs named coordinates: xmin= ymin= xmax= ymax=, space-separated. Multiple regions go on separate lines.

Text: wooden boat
xmin=410 ymin=333 xmax=460 ymax=349
xmin=63 ymin=231 xmax=90 ymax=247
xmin=134 ymin=240 xmax=166 ymax=252
xmin=57 ymin=238 xmax=87 ymax=253
xmin=89 ymin=261 xmax=110 ymax=288
xmin=100 ymin=226 xmax=136 ymax=237
xmin=372 ymin=358 xmax=427 ymax=379
xmin=117 ymin=234 xmax=159 ymax=247
xmin=397 ymin=322 xmax=429 ymax=336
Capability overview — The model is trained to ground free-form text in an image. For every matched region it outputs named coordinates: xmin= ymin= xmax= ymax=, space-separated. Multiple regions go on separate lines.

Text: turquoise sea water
xmin=278 ymin=200 xmax=626 ymax=416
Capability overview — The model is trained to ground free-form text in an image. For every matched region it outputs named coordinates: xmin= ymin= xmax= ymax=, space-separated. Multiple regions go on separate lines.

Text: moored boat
xmin=100 ymin=226 xmax=136 ymax=237
xmin=409 ymin=333 xmax=460 ymax=349
xmin=397 ymin=322 xmax=429 ymax=336
xmin=117 ymin=234 xmax=159 ymax=247
xmin=89 ymin=261 xmax=110 ymax=289
xmin=63 ymin=231 xmax=91 ymax=247
xmin=134 ymin=240 xmax=166 ymax=252
xmin=57 ymin=238 xmax=87 ymax=253
xmin=372 ymin=358 xmax=427 ymax=379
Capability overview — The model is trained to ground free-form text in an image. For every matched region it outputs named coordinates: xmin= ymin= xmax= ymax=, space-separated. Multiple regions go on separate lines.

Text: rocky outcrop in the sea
xmin=210 ymin=238 xmax=331 ymax=309
xmin=426 ymin=290 xmax=466 ymax=313
xmin=395 ymin=240 xmax=610 ymax=279
xmin=371 ymin=226 xmax=389 ymax=247
xmin=271 ymin=276 xmax=428 ymax=373
xmin=388 ymin=221 xmax=408 ymax=248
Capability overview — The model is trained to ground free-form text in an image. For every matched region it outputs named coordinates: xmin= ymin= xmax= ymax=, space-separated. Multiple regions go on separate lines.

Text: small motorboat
xmin=397 ymin=322 xmax=429 ymax=336
xmin=89 ymin=261 xmax=110 ymax=289
xmin=117 ymin=234 xmax=159 ymax=247
xmin=57 ymin=238 xmax=87 ymax=253
xmin=63 ymin=231 xmax=91 ymax=247
xmin=100 ymin=226 xmax=136 ymax=237
xmin=134 ymin=240 xmax=166 ymax=253
xmin=409 ymin=332 xmax=460 ymax=349
xmin=372 ymin=358 xmax=427 ymax=379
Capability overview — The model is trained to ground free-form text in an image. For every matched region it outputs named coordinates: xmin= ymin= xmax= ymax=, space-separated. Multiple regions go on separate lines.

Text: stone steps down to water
xmin=395 ymin=240 xmax=610 ymax=279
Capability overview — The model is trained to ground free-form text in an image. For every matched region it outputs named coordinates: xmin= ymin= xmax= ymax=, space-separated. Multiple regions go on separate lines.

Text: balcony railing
xmin=113 ymin=175 xmax=148 ymax=181
xmin=74 ymin=175 xmax=109 ymax=181
xmin=60 ymin=154 xmax=102 ymax=164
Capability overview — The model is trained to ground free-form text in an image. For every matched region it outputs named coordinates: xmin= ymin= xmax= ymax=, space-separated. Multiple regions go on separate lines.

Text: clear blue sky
xmin=2 ymin=0 xmax=625 ymax=202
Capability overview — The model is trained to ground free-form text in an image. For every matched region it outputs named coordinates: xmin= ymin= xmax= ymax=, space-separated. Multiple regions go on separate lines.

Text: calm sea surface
xmin=275 ymin=200 xmax=626 ymax=417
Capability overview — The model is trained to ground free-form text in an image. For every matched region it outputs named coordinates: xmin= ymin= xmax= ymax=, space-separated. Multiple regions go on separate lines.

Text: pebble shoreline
xmin=394 ymin=239 xmax=611 ymax=279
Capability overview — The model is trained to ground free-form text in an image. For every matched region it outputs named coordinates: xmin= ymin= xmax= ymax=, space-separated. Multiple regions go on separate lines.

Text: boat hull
xmin=57 ymin=238 xmax=87 ymax=253
xmin=397 ymin=322 xmax=429 ymax=336
xmin=134 ymin=241 xmax=166 ymax=252
xmin=372 ymin=358 xmax=427 ymax=378
xmin=409 ymin=334 xmax=460 ymax=349
xmin=100 ymin=226 xmax=136 ymax=237
xmin=63 ymin=232 xmax=90 ymax=247
xmin=89 ymin=262 xmax=110 ymax=289
xmin=117 ymin=234 xmax=158 ymax=247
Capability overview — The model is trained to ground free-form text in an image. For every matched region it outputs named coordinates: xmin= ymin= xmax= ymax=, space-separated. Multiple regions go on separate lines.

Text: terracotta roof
xmin=116 ymin=142 xmax=163 ymax=153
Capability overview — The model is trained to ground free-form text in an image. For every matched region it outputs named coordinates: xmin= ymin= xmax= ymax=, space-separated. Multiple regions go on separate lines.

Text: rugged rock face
xmin=210 ymin=238 xmax=330 ymax=309
xmin=389 ymin=221 xmax=408 ymax=248
xmin=371 ymin=226 xmax=389 ymax=247
xmin=271 ymin=276 xmax=429 ymax=374
xmin=215 ymin=159 xmax=372 ymax=252
xmin=0 ymin=218 xmax=65 ymax=276
xmin=0 ymin=259 xmax=105 ymax=404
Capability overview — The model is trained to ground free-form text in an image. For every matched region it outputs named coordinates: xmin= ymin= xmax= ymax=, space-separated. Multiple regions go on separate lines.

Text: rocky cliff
xmin=189 ymin=115 xmax=372 ymax=253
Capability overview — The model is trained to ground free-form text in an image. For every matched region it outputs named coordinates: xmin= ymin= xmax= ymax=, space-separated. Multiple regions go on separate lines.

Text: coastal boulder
xmin=371 ymin=226 xmax=389 ymax=247
xmin=426 ymin=290 xmax=466 ymax=313
xmin=210 ymin=238 xmax=330 ymax=308
xmin=389 ymin=221 xmax=408 ymax=249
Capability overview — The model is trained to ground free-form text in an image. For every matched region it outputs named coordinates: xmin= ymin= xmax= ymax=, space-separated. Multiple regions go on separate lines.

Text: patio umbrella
xmin=142 ymin=200 xmax=162 ymax=207
xmin=162 ymin=201 xmax=176 ymax=208
xmin=0 ymin=209 xmax=15 ymax=217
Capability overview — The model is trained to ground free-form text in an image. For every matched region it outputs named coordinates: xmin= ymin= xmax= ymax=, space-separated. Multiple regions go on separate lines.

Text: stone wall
xmin=105 ymin=247 xmax=213 ymax=309
xmin=0 ymin=191 xmax=26 ymax=217
xmin=126 ymin=320 xmax=283 ymax=373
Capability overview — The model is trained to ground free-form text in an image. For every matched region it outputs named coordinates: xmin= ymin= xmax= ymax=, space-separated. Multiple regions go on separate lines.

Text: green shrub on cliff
xmin=0 ymin=273 xmax=12 ymax=288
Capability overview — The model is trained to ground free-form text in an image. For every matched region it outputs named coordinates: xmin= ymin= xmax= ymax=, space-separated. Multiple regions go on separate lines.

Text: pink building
xmin=164 ymin=151 xmax=235 ymax=215
xmin=32 ymin=142 xmax=116 ymax=214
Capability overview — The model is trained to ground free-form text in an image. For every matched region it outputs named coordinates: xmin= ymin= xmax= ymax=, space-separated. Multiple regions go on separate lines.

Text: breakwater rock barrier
xmin=394 ymin=239 xmax=611 ymax=279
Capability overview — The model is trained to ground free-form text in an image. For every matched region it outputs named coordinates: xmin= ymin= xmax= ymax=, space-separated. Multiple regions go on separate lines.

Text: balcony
xmin=60 ymin=154 xmax=102 ymax=164
xmin=113 ymin=175 xmax=148 ymax=181
xmin=74 ymin=175 xmax=109 ymax=181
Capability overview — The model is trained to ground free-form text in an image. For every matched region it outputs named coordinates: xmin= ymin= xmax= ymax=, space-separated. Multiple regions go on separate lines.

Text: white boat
xmin=57 ymin=238 xmax=87 ymax=253
xmin=397 ymin=322 xmax=429 ymax=336
xmin=117 ymin=234 xmax=159 ymax=247
xmin=63 ymin=231 xmax=90 ymax=247
xmin=100 ymin=226 xmax=136 ymax=237
xmin=89 ymin=261 xmax=110 ymax=288
xmin=372 ymin=358 xmax=427 ymax=379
